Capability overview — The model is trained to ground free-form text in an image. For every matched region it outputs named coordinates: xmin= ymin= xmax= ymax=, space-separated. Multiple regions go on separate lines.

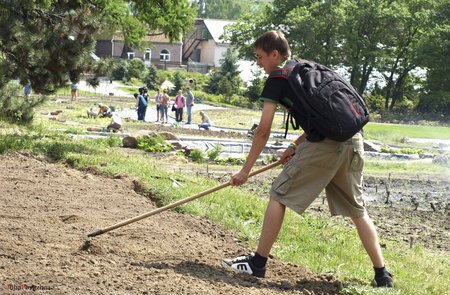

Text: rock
xmin=87 ymin=127 xmax=102 ymax=132
xmin=122 ymin=136 xmax=138 ymax=148
xmin=364 ymin=140 xmax=381 ymax=152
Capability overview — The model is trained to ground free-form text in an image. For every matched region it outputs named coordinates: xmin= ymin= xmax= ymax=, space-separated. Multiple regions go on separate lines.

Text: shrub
xmin=137 ymin=135 xmax=172 ymax=152
xmin=0 ymin=82 xmax=47 ymax=124
xmin=189 ymin=148 xmax=204 ymax=163
xmin=207 ymin=143 xmax=222 ymax=161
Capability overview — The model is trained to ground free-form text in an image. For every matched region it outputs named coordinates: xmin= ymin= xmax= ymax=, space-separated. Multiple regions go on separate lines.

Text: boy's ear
xmin=270 ymin=49 xmax=281 ymax=60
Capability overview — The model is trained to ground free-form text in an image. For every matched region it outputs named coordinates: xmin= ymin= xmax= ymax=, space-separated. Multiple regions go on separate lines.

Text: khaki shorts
xmin=270 ymin=133 xmax=367 ymax=217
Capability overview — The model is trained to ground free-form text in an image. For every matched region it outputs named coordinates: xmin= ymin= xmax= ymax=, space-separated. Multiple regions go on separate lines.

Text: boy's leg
xmin=352 ymin=215 xmax=393 ymax=287
xmin=221 ymin=196 xmax=285 ymax=278
xmin=256 ymin=197 xmax=286 ymax=257
xmin=352 ymin=215 xmax=384 ymax=267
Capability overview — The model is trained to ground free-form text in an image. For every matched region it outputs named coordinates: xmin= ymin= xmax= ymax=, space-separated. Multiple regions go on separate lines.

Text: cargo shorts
xmin=269 ymin=133 xmax=367 ymax=217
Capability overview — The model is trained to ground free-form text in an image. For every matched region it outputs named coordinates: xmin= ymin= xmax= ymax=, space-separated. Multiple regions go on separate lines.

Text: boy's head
xmin=254 ymin=30 xmax=291 ymax=74
xmin=254 ymin=30 xmax=291 ymax=60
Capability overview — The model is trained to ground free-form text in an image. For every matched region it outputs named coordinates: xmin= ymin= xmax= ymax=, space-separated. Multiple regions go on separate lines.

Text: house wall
xmin=213 ymin=44 xmax=229 ymax=68
xmin=198 ymin=39 xmax=218 ymax=67
xmin=94 ymin=38 xmax=183 ymax=68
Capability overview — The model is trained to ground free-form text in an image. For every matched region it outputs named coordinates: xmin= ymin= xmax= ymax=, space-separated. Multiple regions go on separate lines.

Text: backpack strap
xmin=267 ymin=60 xmax=300 ymax=138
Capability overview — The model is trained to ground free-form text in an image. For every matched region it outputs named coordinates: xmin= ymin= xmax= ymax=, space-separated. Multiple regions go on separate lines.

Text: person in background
xmin=174 ymin=89 xmax=185 ymax=122
xmin=24 ymin=82 xmax=31 ymax=100
xmin=160 ymin=89 xmax=170 ymax=124
xmin=221 ymin=30 xmax=393 ymax=288
xmin=185 ymin=87 xmax=195 ymax=124
xmin=134 ymin=92 xmax=148 ymax=121
xmin=198 ymin=111 xmax=211 ymax=130
xmin=106 ymin=113 xmax=122 ymax=132
xmin=139 ymin=86 xmax=149 ymax=103
xmin=70 ymin=82 xmax=78 ymax=102
xmin=155 ymin=89 xmax=163 ymax=123
xmin=98 ymin=103 xmax=111 ymax=118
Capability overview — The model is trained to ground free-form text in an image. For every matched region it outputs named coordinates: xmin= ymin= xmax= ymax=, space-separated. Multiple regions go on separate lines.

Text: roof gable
xmin=202 ymin=19 xmax=235 ymax=44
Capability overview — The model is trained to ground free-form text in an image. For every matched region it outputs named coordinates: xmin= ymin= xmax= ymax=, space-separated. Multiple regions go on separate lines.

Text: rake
xmin=83 ymin=160 xmax=281 ymax=248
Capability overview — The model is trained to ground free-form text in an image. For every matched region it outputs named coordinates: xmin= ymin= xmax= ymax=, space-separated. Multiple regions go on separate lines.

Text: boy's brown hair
xmin=254 ymin=30 xmax=291 ymax=60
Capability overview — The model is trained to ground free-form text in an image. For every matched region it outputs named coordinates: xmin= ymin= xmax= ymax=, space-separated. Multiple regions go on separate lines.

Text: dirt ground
xmin=1 ymin=124 xmax=449 ymax=294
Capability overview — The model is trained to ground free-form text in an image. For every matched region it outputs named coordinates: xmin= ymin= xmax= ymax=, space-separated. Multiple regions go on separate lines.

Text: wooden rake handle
xmin=87 ymin=160 xmax=282 ymax=238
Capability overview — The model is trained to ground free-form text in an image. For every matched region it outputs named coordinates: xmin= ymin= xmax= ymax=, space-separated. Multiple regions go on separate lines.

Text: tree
xmin=173 ymin=71 xmax=184 ymax=96
xmin=206 ymin=48 xmax=242 ymax=97
xmin=244 ymin=68 xmax=265 ymax=103
xmin=224 ymin=0 xmax=447 ymax=112
xmin=195 ymin=0 xmax=269 ymax=20
xmin=0 ymin=0 xmax=196 ymax=95
xmin=143 ymin=65 xmax=159 ymax=91
xmin=125 ymin=58 xmax=147 ymax=81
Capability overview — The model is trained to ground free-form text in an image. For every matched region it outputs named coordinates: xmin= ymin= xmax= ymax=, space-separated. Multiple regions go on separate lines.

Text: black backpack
xmin=269 ymin=59 xmax=370 ymax=141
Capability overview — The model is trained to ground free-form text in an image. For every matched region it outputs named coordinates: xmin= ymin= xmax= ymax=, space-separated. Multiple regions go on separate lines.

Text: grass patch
xmin=364 ymin=123 xmax=450 ymax=144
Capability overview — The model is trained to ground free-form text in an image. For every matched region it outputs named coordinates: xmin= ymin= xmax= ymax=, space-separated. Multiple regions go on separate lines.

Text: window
xmin=144 ymin=48 xmax=151 ymax=60
xmin=127 ymin=52 xmax=135 ymax=59
xmin=160 ymin=49 xmax=170 ymax=61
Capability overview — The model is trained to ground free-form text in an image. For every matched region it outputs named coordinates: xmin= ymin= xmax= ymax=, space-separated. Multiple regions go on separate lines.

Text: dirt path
xmin=0 ymin=153 xmax=341 ymax=294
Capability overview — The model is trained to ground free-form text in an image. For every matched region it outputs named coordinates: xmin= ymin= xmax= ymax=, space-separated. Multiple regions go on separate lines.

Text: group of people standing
xmin=134 ymin=86 xmax=211 ymax=129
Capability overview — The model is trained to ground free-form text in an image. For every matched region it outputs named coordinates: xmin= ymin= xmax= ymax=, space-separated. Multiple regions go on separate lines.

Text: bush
xmin=189 ymin=148 xmax=204 ymax=163
xmin=207 ymin=143 xmax=222 ymax=161
xmin=0 ymin=82 xmax=47 ymax=124
xmin=137 ymin=135 xmax=172 ymax=152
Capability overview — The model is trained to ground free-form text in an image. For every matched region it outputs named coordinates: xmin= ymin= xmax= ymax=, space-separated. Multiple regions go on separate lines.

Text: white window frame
xmin=144 ymin=48 xmax=151 ymax=60
xmin=160 ymin=49 xmax=170 ymax=61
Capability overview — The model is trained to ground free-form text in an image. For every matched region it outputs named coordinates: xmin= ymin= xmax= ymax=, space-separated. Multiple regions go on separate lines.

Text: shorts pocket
xmin=349 ymin=134 xmax=365 ymax=172
xmin=271 ymin=160 xmax=301 ymax=195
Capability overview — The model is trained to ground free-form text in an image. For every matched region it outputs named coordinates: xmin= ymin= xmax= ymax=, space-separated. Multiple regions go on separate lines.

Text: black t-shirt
xmin=260 ymin=60 xmax=325 ymax=142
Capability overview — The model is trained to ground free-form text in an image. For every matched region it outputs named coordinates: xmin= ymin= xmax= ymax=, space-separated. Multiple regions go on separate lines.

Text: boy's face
xmin=255 ymin=48 xmax=281 ymax=74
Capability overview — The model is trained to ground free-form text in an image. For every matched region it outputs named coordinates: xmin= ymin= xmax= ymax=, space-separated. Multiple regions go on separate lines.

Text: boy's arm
xmin=231 ymin=101 xmax=276 ymax=186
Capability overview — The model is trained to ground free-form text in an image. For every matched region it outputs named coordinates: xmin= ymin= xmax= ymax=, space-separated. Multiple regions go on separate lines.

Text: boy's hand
xmin=281 ymin=148 xmax=295 ymax=164
xmin=230 ymin=169 xmax=250 ymax=186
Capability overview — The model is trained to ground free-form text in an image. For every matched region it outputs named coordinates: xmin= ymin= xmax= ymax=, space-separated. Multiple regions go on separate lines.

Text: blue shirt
xmin=138 ymin=94 xmax=148 ymax=107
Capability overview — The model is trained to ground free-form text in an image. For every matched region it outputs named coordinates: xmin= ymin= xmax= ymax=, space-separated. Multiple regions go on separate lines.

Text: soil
xmin=1 ymin=124 xmax=449 ymax=294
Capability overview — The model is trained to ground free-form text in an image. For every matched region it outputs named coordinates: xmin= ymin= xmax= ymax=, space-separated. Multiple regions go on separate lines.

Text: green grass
xmin=364 ymin=122 xmax=450 ymax=143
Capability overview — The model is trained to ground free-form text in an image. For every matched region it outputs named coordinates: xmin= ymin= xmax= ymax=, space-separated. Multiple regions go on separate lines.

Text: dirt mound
xmin=0 ymin=153 xmax=341 ymax=294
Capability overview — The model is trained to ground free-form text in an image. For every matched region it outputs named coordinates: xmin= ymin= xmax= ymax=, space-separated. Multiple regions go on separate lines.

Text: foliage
xmin=0 ymin=0 xmax=195 ymax=96
xmin=189 ymin=148 xmax=205 ymax=163
xmin=206 ymin=48 xmax=242 ymax=97
xmin=0 ymin=83 xmax=47 ymax=124
xmin=224 ymin=0 xmax=450 ymax=112
xmin=143 ymin=65 xmax=159 ymax=91
xmin=243 ymin=68 xmax=265 ymax=103
xmin=207 ymin=143 xmax=222 ymax=161
xmin=111 ymin=59 xmax=129 ymax=81
xmin=364 ymin=93 xmax=385 ymax=114
xmin=380 ymin=146 xmax=425 ymax=155
xmin=194 ymin=0 xmax=270 ymax=20
xmin=137 ymin=135 xmax=172 ymax=152
xmin=172 ymin=71 xmax=184 ymax=96
xmin=125 ymin=58 xmax=147 ymax=81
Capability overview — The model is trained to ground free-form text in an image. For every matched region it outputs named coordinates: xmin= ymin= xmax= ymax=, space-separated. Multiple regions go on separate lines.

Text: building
xmin=93 ymin=19 xmax=261 ymax=83
xmin=94 ymin=31 xmax=183 ymax=70
xmin=182 ymin=19 xmax=236 ymax=73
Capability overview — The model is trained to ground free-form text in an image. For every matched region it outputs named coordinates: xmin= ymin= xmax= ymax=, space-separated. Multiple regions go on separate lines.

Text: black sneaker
xmin=372 ymin=272 xmax=394 ymax=287
xmin=221 ymin=254 xmax=266 ymax=278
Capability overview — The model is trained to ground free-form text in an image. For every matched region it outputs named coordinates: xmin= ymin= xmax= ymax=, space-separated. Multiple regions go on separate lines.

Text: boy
xmin=221 ymin=30 xmax=393 ymax=288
